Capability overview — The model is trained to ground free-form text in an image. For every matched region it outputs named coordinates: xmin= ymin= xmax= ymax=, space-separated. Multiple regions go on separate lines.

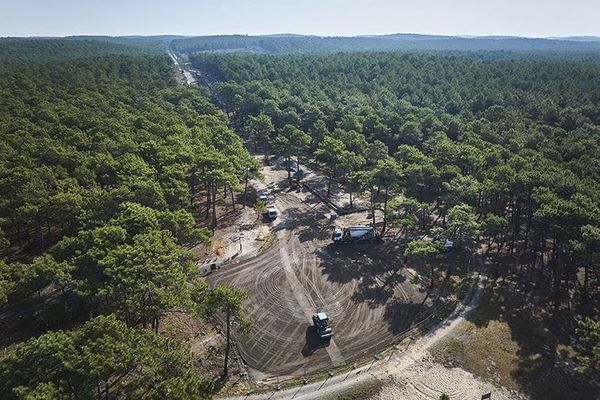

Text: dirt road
xmin=168 ymin=49 xmax=196 ymax=85
xmin=205 ymin=163 xmax=517 ymax=399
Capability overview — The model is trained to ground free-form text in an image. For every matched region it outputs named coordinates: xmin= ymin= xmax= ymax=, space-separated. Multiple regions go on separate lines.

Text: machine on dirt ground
xmin=332 ymin=225 xmax=376 ymax=244
xmin=266 ymin=206 xmax=278 ymax=219
xmin=312 ymin=312 xmax=334 ymax=339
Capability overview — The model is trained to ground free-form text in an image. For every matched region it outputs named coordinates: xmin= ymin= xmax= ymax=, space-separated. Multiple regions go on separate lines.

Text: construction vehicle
xmin=332 ymin=225 xmax=376 ymax=244
xmin=266 ymin=206 xmax=278 ymax=219
xmin=312 ymin=312 xmax=334 ymax=339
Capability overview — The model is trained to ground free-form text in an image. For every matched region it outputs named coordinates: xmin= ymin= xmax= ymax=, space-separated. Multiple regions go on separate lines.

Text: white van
xmin=267 ymin=207 xmax=278 ymax=219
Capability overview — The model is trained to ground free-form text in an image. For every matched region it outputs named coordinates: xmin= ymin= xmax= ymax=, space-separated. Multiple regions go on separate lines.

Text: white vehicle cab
xmin=312 ymin=312 xmax=334 ymax=339
xmin=267 ymin=206 xmax=278 ymax=219
xmin=257 ymin=191 xmax=273 ymax=205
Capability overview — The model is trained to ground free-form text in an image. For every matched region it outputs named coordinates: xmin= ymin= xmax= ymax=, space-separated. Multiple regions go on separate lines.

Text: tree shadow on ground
xmin=350 ymin=267 xmax=408 ymax=307
xmin=211 ymin=375 xmax=228 ymax=394
xmin=465 ymin=256 xmax=600 ymax=400
xmin=0 ymin=292 xmax=85 ymax=349
xmin=315 ymin=241 xmax=434 ymax=336
xmin=315 ymin=244 xmax=388 ymax=285
xmin=383 ymin=298 xmax=430 ymax=335
xmin=274 ymin=203 xmax=335 ymax=244
xmin=274 ymin=197 xmax=454 ymax=343
xmin=350 ymin=274 xmax=394 ymax=306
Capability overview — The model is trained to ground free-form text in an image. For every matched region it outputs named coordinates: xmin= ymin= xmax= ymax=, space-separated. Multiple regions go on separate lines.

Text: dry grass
xmin=430 ymin=279 xmax=599 ymax=400
xmin=212 ymin=237 xmax=226 ymax=257
xmin=430 ymin=315 xmax=523 ymax=392
xmin=462 ymin=320 xmax=520 ymax=389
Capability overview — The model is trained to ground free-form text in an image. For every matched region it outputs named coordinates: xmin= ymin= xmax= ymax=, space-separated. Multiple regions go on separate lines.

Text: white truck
xmin=266 ymin=206 xmax=278 ymax=219
xmin=332 ymin=225 xmax=376 ymax=244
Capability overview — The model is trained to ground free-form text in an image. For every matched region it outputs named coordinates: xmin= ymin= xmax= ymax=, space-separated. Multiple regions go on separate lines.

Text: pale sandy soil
xmin=373 ymin=357 xmax=522 ymax=400
xmin=210 ymin=207 xmax=271 ymax=261
xmin=211 ymin=159 xmax=524 ymax=400
xmin=220 ymin=270 xmax=525 ymax=400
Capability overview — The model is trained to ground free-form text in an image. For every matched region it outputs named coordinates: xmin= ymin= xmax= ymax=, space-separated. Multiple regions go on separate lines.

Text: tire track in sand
xmin=277 ymin=228 xmax=346 ymax=367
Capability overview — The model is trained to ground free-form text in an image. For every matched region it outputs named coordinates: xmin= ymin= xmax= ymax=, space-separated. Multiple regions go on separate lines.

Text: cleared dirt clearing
xmin=207 ymin=177 xmax=432 ymax=378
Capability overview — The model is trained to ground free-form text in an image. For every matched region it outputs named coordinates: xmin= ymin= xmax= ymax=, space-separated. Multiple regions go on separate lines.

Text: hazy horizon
xmin=3 ymin=33 xmax=600 ymax=40
xmin=2 ymin=0 xmax=600 ymax=38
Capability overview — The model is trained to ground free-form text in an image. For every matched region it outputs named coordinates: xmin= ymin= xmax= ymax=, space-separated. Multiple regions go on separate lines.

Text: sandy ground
xmin=210 ymin=207 xmax=271 ymax=262
xmin=220 ymin=270 xmax=523 ymax=400
xmin=374 ymin=358 xmax=520 ymax=400
xmin=207 ymin=159 xmax=437 ymax=379
xmin=301 ymin=164 xmax=370 ymax=211
xmin=205 ymin=160 xmax=514 ymax=397
xmin=202 ymin=158 xmax=523 ymax=399
xmin=210 ymin=157 xmax=289 ymax=263
xmin=207 ymin=189 xmax=432 ymax=379
xmin=204 ymin=157 xmax=380 ymax=268
xmin=195 ymin=181 xmax=273 ymax=273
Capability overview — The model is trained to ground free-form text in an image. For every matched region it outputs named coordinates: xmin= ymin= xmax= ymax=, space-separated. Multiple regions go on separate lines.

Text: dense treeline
xmin=66 ymin=35 xmax=174 ymax=53
xmin=0 ymin=43 xmax=256 ymax=398
xmin=0 ymin=38 xmax=153 ymax=63
xmin=0 ymin=315 xmax=212 ymax=399
xmin=191 ymin=51 xmax=600 ymax=378
xmin=173 ymin=34 xmax=600 ymax=60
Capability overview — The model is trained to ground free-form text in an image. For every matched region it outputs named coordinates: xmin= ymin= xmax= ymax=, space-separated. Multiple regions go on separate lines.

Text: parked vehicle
xmin=267 ymin=206 xmax=278 ymax=219
xmin=257 ymin=191 xmax=273 ymax=205
xmin=332 ymin=225 xmax=376 ymax=244
xmin=441 ymin=239 xmax=453 ymax=252
xmin=433 ymin=234 xmax=454 ymax=252
xmin=280 ymin=159 xmax=298 ymax=172
xmin=293 ymin=169 xmax=306 ymax=179
xmin=312 ymin=312 xmax=334 ymax=339
xmin=199 ymin=261 xmax=221 ymax=276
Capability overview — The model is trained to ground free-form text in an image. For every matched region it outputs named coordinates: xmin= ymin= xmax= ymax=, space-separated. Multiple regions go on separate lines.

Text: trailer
xmin=332 ymin=225 xmax=376 ymax=244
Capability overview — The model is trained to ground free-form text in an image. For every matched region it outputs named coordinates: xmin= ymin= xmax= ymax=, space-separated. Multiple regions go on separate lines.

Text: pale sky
xmin=1 ymin=0 xmax=599 ymax=38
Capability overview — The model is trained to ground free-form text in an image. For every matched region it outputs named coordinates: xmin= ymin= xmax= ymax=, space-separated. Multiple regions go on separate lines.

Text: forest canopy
xmin=1 ymin=36 xmax=599 ymax=398
xmin=0 ymin=38 xmax=158 ymax=64
xmin=191 ymin=50 xmax=600 ymax=329
xmin=0 ymin=40 xmax=256 ymax=399
xmin=173 ymin=34 xmax=600 ymax=61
